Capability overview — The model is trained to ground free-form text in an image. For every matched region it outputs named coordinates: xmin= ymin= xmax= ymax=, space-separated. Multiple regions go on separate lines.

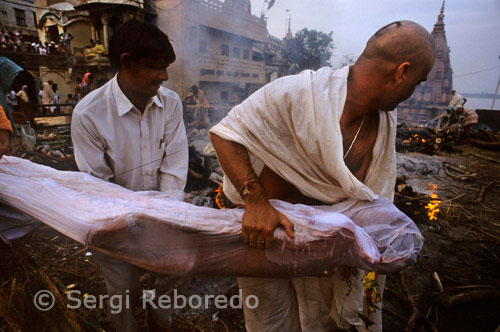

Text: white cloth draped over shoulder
xmin=209 ymin=65 xmax=397 ymax=205
xmin=209 ymin=66 xmax=399 ymax=332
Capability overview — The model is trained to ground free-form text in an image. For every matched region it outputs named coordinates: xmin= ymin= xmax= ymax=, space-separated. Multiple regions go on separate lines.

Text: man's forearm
xmin=210 ymin=133 xmax=261 ymax=197
xmin=211 ymin=133 xmax=294 ymax=248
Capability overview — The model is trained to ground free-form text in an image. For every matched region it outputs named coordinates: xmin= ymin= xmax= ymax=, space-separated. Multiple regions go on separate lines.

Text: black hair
xmin=108 ymin=19 xmax=176 ymax=69
xmin=190 ymin=85 xmax=199 ymax=96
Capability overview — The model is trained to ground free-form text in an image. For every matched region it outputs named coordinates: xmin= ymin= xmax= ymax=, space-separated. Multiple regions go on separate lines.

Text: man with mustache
xmin=71 ymin=20 xmax=188 ymax=331
xmin=210 ymin=21 xmax=435 ymax=332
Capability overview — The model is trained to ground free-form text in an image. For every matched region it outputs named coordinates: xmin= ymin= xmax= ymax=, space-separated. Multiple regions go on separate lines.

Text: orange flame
xmin=425 ymin=183 xmax=441 ymax=221
xmin=214 ymin=184 xmax=226 ymax=209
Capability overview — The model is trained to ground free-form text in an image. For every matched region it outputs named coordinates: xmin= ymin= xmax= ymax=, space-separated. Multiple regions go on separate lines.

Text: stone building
xmin=397 ymin=1 xmax=453 ymax=127
xmin=264 ymin=33 xmax=287 ymax=81
xmin=2 ymin=0 xmax=285 ymax=107
xmin=0 ymin=0 xmax=38 ymax=41
xmin=155 ymin=0 xmax=268 ymax=104
xmin=0 ymin=0 xmax=146 ymax=104
xmin=34 ymin=0 xmax=145 ymax=100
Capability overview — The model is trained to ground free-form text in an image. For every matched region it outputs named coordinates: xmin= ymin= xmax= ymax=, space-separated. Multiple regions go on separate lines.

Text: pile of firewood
xmin=396 ymin=124 xmax=500 ymax=154
xmin=396 ymin=125 xmax=452 ymax=154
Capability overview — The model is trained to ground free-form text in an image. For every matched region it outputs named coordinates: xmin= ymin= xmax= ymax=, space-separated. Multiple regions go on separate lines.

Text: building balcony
xmin=198 ymin=53 xmax=265 ymax=72
xmin=0 ymin=48 xmax=111 ymax=71
xmin=198 ymin=69 xmax=264 ymax=85
xmin=0 ymin=50 xmax=73 ymax=70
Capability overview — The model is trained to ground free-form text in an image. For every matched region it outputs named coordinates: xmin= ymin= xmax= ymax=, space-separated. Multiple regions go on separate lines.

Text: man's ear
xmin=119 ymin=53 xmax=134 ymax=69
xmin=395 ymin=62 xmax=410 ymax=86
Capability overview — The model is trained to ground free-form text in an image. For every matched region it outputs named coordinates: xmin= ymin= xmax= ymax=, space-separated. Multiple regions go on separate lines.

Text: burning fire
xmin=425 ymin=183 xmax=441 ymax=221
xmin=214 ymin=184 xmax=226 ymax=209
xmin=403 ymin=133 xmax=421 ymax=144
xmin=213 ymin=184 xmax=243 ymax=210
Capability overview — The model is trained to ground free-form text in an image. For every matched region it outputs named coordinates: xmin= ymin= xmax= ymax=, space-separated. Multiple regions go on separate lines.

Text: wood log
xmin=470 ymin=139 xmax=500 ymax=151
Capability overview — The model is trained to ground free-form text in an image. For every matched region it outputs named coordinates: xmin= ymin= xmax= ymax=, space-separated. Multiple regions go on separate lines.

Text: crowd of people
xmin=0 ymin=27 xmax=73 ymax=55
xmin=3 ymin=71 xmax=94 ymax=123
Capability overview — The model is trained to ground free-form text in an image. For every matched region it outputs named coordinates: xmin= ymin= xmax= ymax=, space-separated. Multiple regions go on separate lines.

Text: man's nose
xmin=159 ymin=68 xmax=169 ymax=81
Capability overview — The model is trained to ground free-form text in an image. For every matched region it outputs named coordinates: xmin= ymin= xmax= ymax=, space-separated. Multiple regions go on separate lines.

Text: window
xmin=1 ymin=10 xmax=8 ymax=23
xmin=200 ymin=69 xmax=215 ymax=76
xmin=216 ymin=70 xmax=223 ymax=76
xmin=252 ymin=73 xmax=259 ymax=78
xmin=252 ymin=52 xmax=264 ymax=62
xmin=199 ymin=39 xmax=207 ymax=53
xmin=233 ymin=71 xmax=239 ymax=77
xmin=189 ymin=27 xmax=197 ymax=50
xmin=221 ymin=44 xmax=229 ymax=56
xmin=15 ymin=8 xmax=27 ymax=27
xmin=436 ymin=47 xmax=443 ymax=59
xmin=241 ymin=72 xmax=250 ymax=77
xmin=243 ymin=50 xmax=250 ymax=59
xmin=226 ymin=71 xmax=232 ymax=76
xmin=32 ymin=11 xmax=37 ymax=27
xmin=233 ymin=47 xmax=240 ymax=58
xmin=221 ymin=91 xmax=228 ymax=100
xmin=435 ymin=70 xmax=442 ymax=79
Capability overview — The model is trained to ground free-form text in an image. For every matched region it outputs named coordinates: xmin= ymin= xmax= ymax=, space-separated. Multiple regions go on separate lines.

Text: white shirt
xmin=71 ymin=75 xmax=188 ymax=200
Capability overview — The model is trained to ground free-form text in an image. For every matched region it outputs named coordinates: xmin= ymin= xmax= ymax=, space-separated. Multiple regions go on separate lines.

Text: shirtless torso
xmin=260 ymin=108 xmax=380 ymax=205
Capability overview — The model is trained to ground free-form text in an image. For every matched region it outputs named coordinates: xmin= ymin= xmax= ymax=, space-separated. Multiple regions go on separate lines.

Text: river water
xmin=465 ymin=97 xmax=499 ymax=110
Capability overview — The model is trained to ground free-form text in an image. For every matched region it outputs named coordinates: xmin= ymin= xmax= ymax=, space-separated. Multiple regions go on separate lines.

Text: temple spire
xmin=285 ymin=13 xmax=292 ymax=39
xmin=433 ymin=0 xmax=445 ymax=32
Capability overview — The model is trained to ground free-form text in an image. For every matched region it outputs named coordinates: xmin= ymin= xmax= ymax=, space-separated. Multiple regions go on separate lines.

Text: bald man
xmin=210 ymin=21 xmax=435 ymax=332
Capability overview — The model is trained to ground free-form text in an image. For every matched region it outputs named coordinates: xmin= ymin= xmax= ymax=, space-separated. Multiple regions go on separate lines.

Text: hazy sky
xmin=250 ymin=0 xmax=500 ymax=94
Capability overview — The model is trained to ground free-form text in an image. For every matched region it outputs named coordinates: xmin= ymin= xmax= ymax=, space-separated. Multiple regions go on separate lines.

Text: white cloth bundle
xmin=0 ymin=156 xmax=422 ymax=276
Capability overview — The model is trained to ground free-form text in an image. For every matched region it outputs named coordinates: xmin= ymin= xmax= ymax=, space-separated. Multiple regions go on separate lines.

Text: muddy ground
xmin=0 ymin=139 xmax=499 ymax=331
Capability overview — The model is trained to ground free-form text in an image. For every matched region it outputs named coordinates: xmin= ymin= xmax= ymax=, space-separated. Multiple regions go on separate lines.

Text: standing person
xmin=50 ymin=83 xmax=59 ymax=113
xmin=449 ymin=90 xmax=467 ymax=107
xmin=63 ymin=93 xmax=74 ymax=124
xmin=80 ymin=72 xmax=93 ymax=98
xmin=41 ymin=80 xmax=54 ymax=113
xmin=460 ymin=107 xmax=478 ymax=145
xmin=16 ymin=85 xmax=29 ymax=103
xmin=209 ymin=21 xmax=435 ymax=332
xmin=71 ymin=19 xmax=189 ymax=332
xmin=59 ymin=27 xmax=73 ymax=54
xmin=185 ymin=85 xmax=210 ymax=127
xmin=39 ymin=43 xmax=47 ymax=55
xmin=74 ymin=77 xmax=82 ymax=102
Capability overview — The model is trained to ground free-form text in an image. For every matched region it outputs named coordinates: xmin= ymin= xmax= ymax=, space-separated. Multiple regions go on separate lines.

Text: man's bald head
xmin=360 ymin=20 xmax=435 ymax=72
xmin=351 ymin=21 xmax=436 ymax=112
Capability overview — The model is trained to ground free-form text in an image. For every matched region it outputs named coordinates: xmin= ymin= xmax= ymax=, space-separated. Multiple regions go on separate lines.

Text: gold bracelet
xmin=238 ymin=178 xmax=259 ymax=197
